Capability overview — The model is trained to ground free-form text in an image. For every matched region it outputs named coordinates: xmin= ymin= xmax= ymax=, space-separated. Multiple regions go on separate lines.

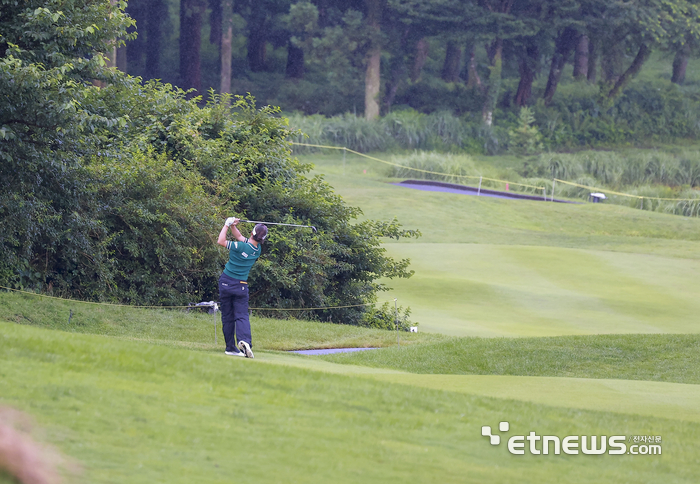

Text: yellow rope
xmin=554 ymin=179 xmax=700 ymax=202
xmin=290 ymin=142 xmax=699 ymax=203
xmin=292 ymin=142 xmax=546 ymax=191
xmin=250 ymin=303 xmax=373 ymax=311
xmin=0 ymin=285 xmax=372 ymax=311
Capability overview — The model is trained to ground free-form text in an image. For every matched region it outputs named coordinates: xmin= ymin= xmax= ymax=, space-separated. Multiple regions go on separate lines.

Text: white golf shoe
xmin=237 ymin=340 xmax=254 ymax=358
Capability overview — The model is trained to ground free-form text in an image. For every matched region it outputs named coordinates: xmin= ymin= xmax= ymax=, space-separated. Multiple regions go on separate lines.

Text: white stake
xmin=478 ymin=176 xmax=482 ymax=196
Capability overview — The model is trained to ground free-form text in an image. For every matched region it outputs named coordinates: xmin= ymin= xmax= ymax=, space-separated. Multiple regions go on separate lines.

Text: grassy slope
xmin=0 ymin=291 xmax=438 ymax=352
xmin=3 ymin=322 xmax=700 ymax=484
xmin=302 ymin=152 xmax=700 ymax=337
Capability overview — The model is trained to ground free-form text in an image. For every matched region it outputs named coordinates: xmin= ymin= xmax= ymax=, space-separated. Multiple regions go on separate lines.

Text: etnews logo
xmin=482 ymin=422 xmax=662 ymax=456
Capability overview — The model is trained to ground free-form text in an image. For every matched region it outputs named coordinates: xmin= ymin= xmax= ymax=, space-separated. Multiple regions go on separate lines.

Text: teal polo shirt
xmin=223 ymin=238 xmax=261 ymax=281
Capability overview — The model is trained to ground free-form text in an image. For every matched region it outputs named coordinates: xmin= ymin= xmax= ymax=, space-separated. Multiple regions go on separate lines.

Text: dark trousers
xmin=218 ymin=273 xmax=252 ymax=351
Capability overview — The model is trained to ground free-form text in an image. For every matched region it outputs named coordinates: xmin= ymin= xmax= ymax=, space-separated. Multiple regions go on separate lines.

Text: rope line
xmin=291 ymin=142 xmax=546 ymax=191
xmin=553 ymin=179 xmax=700 ymax=202
xmin=290 ymin=142 xmax=698 ymax=203
xmin=0 ymin=285 xmax=373 ymax=311
xmin=250 ymin=303 xmax=373 ymax=311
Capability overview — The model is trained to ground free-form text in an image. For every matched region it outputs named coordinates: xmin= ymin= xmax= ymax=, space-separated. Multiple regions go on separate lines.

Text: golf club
xmin=241 ymin=220 xmax=317 ymax=233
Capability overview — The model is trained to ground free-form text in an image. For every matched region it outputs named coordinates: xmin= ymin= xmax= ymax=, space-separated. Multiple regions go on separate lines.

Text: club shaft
xmin=241 ymin=220 xmax=316 ymax=231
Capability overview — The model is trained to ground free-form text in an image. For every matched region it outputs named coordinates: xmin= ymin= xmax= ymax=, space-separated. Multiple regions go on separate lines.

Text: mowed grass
xmin=300 ymin=152 xmax=700 ymax=336
xmin=3 ymin=322 xmax=700 ymax=484
xmin=377 ymin=244 xmax=700 ymax=336
xmin=3 ymin=148 xmax=700 ymax=482
xmin=320 ymin=333 xmax=700 ymax=384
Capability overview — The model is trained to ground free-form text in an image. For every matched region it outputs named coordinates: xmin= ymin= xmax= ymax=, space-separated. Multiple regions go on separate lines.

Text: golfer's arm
xmin=229 ymin=224 xmax=246 ymax=242
xmin=217 ymin=225 xmax=229 ymax=247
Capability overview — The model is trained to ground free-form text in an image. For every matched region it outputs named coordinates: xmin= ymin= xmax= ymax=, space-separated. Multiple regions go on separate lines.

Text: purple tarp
xmin=291 ymin=347 xmax=379 ymax=356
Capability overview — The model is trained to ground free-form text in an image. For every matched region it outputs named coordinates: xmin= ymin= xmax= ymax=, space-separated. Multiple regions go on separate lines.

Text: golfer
xmin=217 ymin=217 xmax=267 ymax=358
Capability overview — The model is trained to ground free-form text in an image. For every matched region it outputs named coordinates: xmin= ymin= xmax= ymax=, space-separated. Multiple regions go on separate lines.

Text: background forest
xmin=120 ymin=0 xmax=700 ymax=151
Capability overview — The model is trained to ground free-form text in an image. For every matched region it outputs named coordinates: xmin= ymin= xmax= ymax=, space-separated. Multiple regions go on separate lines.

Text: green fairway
xmin=262 ymin=352 xmax=700 ymax=423
xmin=379 ymin=244 xmax=700 ymax=336
xmin=2 ymin=322 xmax=700 ymax=484
xmin=301 ymin=152 xmax=700 ymax=336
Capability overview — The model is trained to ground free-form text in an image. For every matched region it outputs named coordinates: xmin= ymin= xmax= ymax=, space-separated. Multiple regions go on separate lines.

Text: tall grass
xmin=527 ymin=150 xmax=700 ymax=216
xmin=287 ymin=110 xmax=486 ymax=153
xmin=530 ymin=150 xmax=700 ymax=188
xmin=385 ymin=152 xmax=477 ymax=184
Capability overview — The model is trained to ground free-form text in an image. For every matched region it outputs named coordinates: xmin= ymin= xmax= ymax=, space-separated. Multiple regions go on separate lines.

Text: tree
xmin=593 ymin=0 xmax=700 ymax=101
xmin=220 ymin=0 xmax=234 ymax=92
xmin=285 ymin=0 xmax=320 ymax=79
xmin=364 ymin=0 xmax=383 ymax=119
xmin=441 ymin=40 xmax=462 ymax=82
xmin=387 ymin=0 xmax=534 ymax=124
xmin=0 ymin=0 xmax=135 ymax=291
xmin=287 ymin=3 xmax=374 ymax=111
xmin=180 ymin=0 xmax=206 ymax=94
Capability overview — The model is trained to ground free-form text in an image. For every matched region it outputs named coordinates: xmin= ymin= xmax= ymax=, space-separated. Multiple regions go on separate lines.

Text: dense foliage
xmin=289 ymin=78 xmax=700 ymax=155
xmin=121 ymin=0 xmax=700 ymax=142
xmin=0 ymin=0 xmax=419 ymax=327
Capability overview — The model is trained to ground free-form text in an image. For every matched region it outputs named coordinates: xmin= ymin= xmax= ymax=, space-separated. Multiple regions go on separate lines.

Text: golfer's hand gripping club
xmin=225 ymin=217 xmax=239 ymax=227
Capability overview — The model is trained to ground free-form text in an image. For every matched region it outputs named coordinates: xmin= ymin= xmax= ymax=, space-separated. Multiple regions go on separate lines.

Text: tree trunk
xmin=465 ymin=44 xmax=484 ymax=93
xmin=364 ymin=0 xmax=382 ymax=120
xmin=116 ymin=45 xmax=127 ymax=71
xmin=365 ymin=48 xmax=381 ymax=120
xmin=441 ymin=41 xmax=462 ymax=82
xmin=515 ymin=45 xmax=538 ymax=107
xmin=384 ymin=59 xmax=404 ymax=112
xmin=125 ymin=0 xmax=146 ymax=71
xmin=145 ymin=0 xmax=166 ymax=79
xmin=587 ymin=39 xmax=598 ymax=83
xmin=672 ymin=44 xmax=691 ymax=85
xmin=482 ymin=40 xmax=502 ymax=126
xmin=210 ymin=0 xmax=222 ymax=47
xmin=383 ymin=27 xmax=410 ymax=112
xmin=410 ymin=38 xmax=429 ymax=82
xmin=247 ymin=27 xmax=267 ymax=72
xmin=573 ymin=34 xmax=589 ymax=80
xmin=180 ymin=0 xmax=205 ymax=95
xmin=606 ymin=43 xmax=651 ymax=100
xmin=220 ymin=0 xmax=233 ymax=94
xmin=543 ymin=27 xmax=578 ymax=105
xmin=601 ymin=41 xmax=624 ymax=83
xmin=285 ymin=42 xmax=305 ymax=79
